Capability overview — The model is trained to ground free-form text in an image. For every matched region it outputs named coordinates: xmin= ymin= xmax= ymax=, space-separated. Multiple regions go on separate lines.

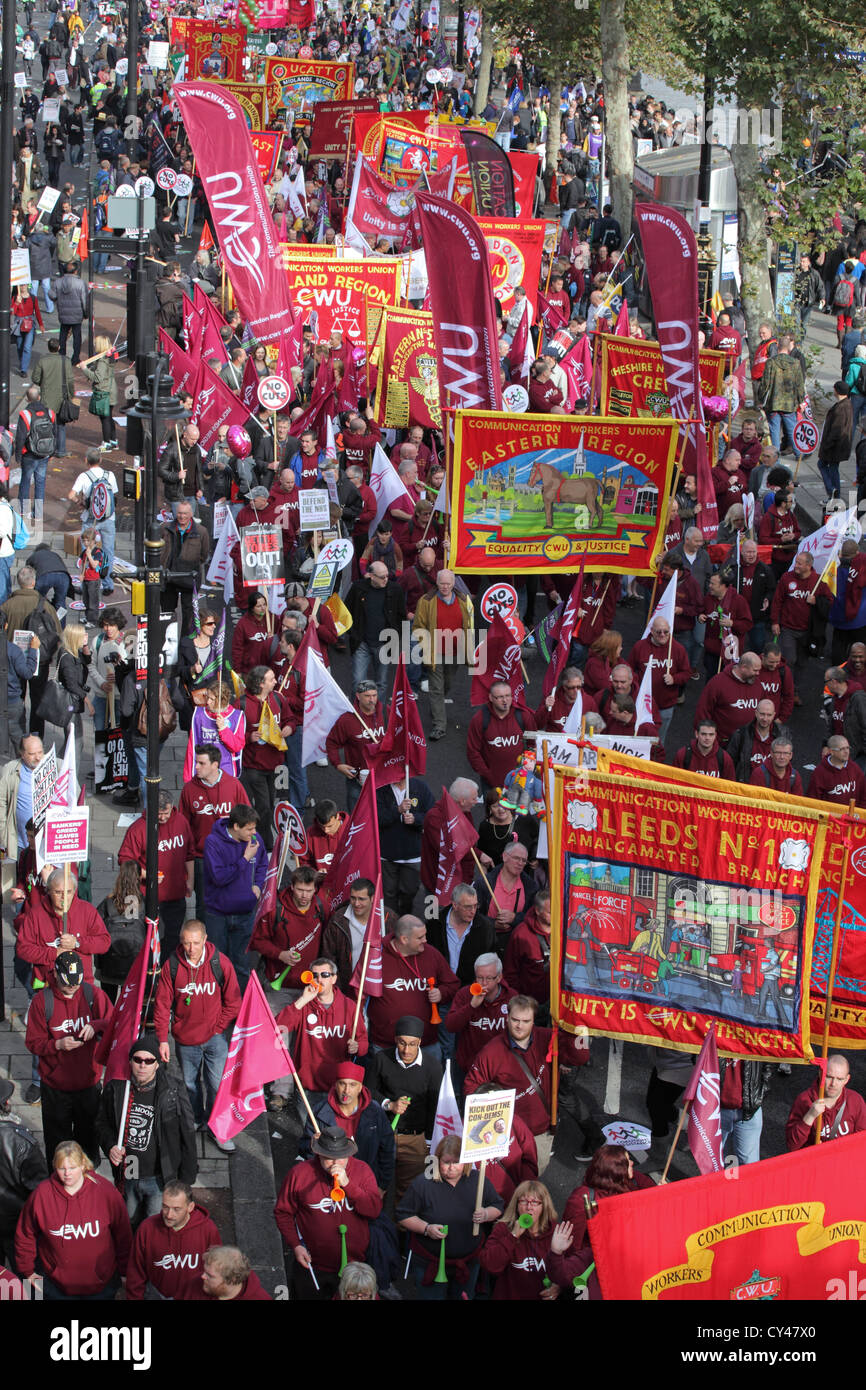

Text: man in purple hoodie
xmin=202 ymin=805 xmax=268 ymax=992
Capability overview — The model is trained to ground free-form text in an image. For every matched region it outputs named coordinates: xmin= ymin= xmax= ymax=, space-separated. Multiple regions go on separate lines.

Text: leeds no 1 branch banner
xmin=599 ymin=338 xmax=726 ymax=418
xmin=549 ymin=768 xmax=827 ymax=1061
xmin=450 ymin=412 xmax=677 ymax=576
xmin=591 ymin=1132 xmax=866 ymax=1300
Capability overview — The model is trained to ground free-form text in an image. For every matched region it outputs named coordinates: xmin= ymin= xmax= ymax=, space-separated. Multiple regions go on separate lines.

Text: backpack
xmin=95 ymin=128 xmax=117 ymax=158
xmin=86 ymin=468 xmax=114 ymax=522
xmin=168 ymin=951 xmax=225 ymax=993
xmin=481 ymin=704 xmax=526 ymax=734
xmin=42 ymin=982 xmax=95 ymax=1025
xmin=24 ymin=596 xmax=60 ymax=660
xmin=683 ymin=746 xmax=724 ymax=773
xmin=759 ymin=764 xmax=796 ymax=791
xmin=834 ymin=276 xmax=855 ymax=309
xmin=23 ymin=405 xmax=56 ymax=458
xmin=856 ymin=361 xmax=866 ymax=397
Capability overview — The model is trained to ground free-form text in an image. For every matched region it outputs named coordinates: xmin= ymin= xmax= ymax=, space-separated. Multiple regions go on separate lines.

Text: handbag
xmin=88 ymin=388 xmax=111 ymax=418
xmin=58 ymin=368 xmax=79 ymax=424
xmin=36 ymin=679 xmax=75 ymax=728
xmin=19 ymin=315 xmax=34 ymax=334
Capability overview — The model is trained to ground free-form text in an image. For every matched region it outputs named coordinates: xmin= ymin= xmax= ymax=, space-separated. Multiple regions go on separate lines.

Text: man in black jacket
xmin=366 ymin=1017 xmax=442 ymax=1202
xmin=726 ymin=699 xmax=780 ymax=783
xmin=0 ymin=1077 xmax=47 ymax=1268
xmin=728 ymin=537 xmax=776 ymax=652
xmin=345 ymin=563 xmax=407 ymax=704
xmin=160 ymin=501 xmax=210 ymax=635
xmin=301 ymin=1063 xmax=395 ymax=1192
xmin=719 ymin=1059 xmax=775 ymax=1165
xmin=97 ymin=1034 xmax=198 ymax=1222
xmin=426 ymin=884 xmax=496 ymax=987
xmin=377 ymin=775 xmax=434 ymax=916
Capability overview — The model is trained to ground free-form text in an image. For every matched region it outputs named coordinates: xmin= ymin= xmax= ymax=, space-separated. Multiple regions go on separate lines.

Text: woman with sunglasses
xmin=176 ymin=607 xmax=219 ymax=730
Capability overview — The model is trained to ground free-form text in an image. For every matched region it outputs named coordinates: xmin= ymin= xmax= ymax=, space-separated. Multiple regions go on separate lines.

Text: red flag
xmin=173 ymin=83 xmax=294 ymax=344
xmin=194 ymin=282 xmax=230 ymax=364
xmin=536 ymin=289 xmax=569 ymax=334
xmin=291 ymin=356 xmax=336 ymax=450
xmin=209 ymin=973 xmax=295 ymax=1143
xmin=78 ymin=204 xmax=89 ymax=260
xmin=415 ymin=190 xmax=503 ymax=412
xmin=559 ymin=333 xmax=593 ymax=411
xmin=198 ymin=221 xmax=214 ymax=253
xmin=434 ymin=788 xmax=479 ymax=903
xmin=240 ymin=352 xmax=260 ymax=413
xmin=348 ymin=874 xmax=386 ymax=999
xmin=634 ymin=202 xmax=718 ymax=540
xmin=506 ymin=305 xmax=532 ymax=389
xmin=159 ymin=328 xmax=198 ymax=400
xmin=94 ymin=939 xmax=148 ymax=1082
xmin=182 ymin=293 xmax=200 ymax=356
xmin=542 ymin=566 xmax=584 ymax=698
xmin=320 ymin=770 xmax=382 ymax=915
xmin=683 ymin=1026 xmax=725 ymax=1176
xmin=368 ymin=656 xmax=426 ymax=786
xmin=840 ymin=930 xmax=866 ymax=981
xmin=614 ymin=299 xmax=631 ymax=336
xmin=192 ymin=358 xmax=250 ymax=452
xmin=471 ymin=612 xmax=526 ymax=707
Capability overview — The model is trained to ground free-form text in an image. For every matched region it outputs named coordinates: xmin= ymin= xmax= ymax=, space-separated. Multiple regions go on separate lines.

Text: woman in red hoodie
xmin=15 ymin=1140 xmax=132 ymax=1300
xmin=479 ymin=1180 xmax=562 ymax=1300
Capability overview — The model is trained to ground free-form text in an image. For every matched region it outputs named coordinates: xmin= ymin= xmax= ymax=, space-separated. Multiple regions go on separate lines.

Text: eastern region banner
xmin=308 ymin=96 xmax=381 ymax=160
xmin=265 ymin=58 xmax=354 ymax=118
xmin=373 ymin=307 xmax=440 ymax=430
xmin=282 ymin=252 xmax=401 ymax=343
xmin=218 ymin=82 xmax=270 ymax=130
xmin=250 ymin=132 xmax=284 ymax=182
xmin=450 ymin=412 xmax=677 ymax=576
xmin=599 ymin=337 xmax=726 ymax=418
xmin=184 ymin=22 xmax=246 ymax=81
xmin=550 ymin=766 xmax=827 ymax=1061
xmin=477 ymin=217 xmax=545 ymax=319
xmin=591 ymin=1132 xmax=866 ymax=1300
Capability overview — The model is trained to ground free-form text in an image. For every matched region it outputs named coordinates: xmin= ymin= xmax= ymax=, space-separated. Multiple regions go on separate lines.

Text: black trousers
xmin=41 ymin=1083 xmax=101 ymax=1166
xmin=161 ymin=583 xmax=196 ymax=637
xmin=241 ymin=766 xmax=276 ymax=851
xmin=382 ymin=860 xmax=420 ymax=916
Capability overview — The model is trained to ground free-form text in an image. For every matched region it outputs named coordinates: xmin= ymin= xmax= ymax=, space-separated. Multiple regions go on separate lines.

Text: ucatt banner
xmin=477 ymin=217 xmax=545 ymax=319
xmin=282 ymin=252 xmax=401 ymax=343
xmin=599 ymin=338 xmax=726 ymax=419
xmin=184 ymin=22 xmax=246 ymax=81
xmin=265 ymin=58 xmax=354 ymax=118
xmin=373 ymin=307 xmax=440 ymax=430
xmin=449 ymin=412 xmax=677 ymax=576
xmin=592 ymin=1131 xmax=866 ymax=1300
xmin=550 ymin=767 xmax=827 ymax=1061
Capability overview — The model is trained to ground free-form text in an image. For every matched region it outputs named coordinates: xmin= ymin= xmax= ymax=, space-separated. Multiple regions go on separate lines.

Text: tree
xmin=600 ymin=0 xmax=633 ymax=230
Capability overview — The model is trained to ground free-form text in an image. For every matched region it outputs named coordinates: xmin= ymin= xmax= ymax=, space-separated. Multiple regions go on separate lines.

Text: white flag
xmin=789 ymin=502 xmax=861 ymax=575
xmin=301 ymin=649 xmax=356 ymax=766
xmin=51 ymin=726 xmax=79 ymax=810
xmin=635 ymin=662 xmax=656 ymax=730
xmin=430 ymin=1060 xmax=463 ymax=1155
xmin=367 ymin=442 xmax=414 ymax=539
xmin=325 ymin=412 xmax=338 ymax=463
xmin=642 ymin=570 xmax=677 ymax=640
xmin=561 ymin=690 xmax=584 ymax=736
xmin=206 ymin=504 xmax=241 ymax=602
xmin=283 ymin=167 xmax=307 ymax=223
xmin=433 ymin=472 xmax=450 ymax=515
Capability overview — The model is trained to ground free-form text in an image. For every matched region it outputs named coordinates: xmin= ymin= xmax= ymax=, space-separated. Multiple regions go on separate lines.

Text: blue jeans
xmin=177 ymin=1032 xmax=230 ymax=1127
xmin=204 ymin=909 xmax=254 ymax=993
xmin=70 ymin=143 xmax=84 ymax=166
xmin=720 ymin=1105 xmax=763 ymax=1165
xmin=768 ymin=410 xmax=800 ymax=458
xmin=31 ymin=278 xmax=54 ymax=313
xmin=819 ymin=461 xmax=841 ymax=498
xmin=18 ymin=455 xmax=48 ymax=509
xmin=15 ymin=326 xmax=36 ymax=373
xmin=36 ymin=571 xmax=70 ymax=611
xmin=852 ymin=393 xmax=866 ymax=436
xmin=93 ymin=694 xmax=107 ymax=730
xmin=124 ymin=1175 xmax=162 ymax=1222
xmin=351 ymin=640 xmax=388 ymax=703
xmin=0 ymin=555 xmax=11 ymax=604
xmin=91 ymin=254 xmax=108 ymax=273
xmin=84 ymin=513 xmax=115 ymax=589
xmin=285 ymin=730 xmax=308 ymax=807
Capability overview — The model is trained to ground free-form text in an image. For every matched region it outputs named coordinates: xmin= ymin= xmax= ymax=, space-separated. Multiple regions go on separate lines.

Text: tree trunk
xmin=730 ymin=138 xmax=775 ymax=368
xmin=599 ymin=0 xmax=633 ymax=230
xmin=473 ymin=17 xmax=495 ymax=114
xmin=546 ymin=68 xmax=566 ymax=180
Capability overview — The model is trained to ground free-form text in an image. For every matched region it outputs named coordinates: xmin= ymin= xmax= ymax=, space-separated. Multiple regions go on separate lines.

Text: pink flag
xmin=368 ymin=655 xmax=426 ymax=786
xmin=192 ymin=359 xmax=250 ymax=453
xmin=159 ymin=329 xmax=198 ymax=400
xmin=208 ymin=973 xmax=295 ymax=1143
xmin=559 ymin=333 xmax=593 ymax=411
xmin=94 ymin=939 xmax=148 ymax=1082
xmin=182 ymin=294 xmax=200 ymax=357
xmin=320 ymin=770 xmax=382 ymax=915
xmin=348 ymin=874 xmax=386 ymax=999
xmin=434 ymin=788 xmax=479 ymax=903
xmin=471 ymin=611 xmax=526 ymax=707
xmin=250 ymin=827 xmax=285 ymax=943
xmin=683 ymin=1027 xmax=725 ymax=1175
xmin=194 ymin=282 xmax=230 ymax=364
xmin=542 ymin=565 xmax=584 ymax=699
xmin=173 ymin=83 xmax=295 ymax=343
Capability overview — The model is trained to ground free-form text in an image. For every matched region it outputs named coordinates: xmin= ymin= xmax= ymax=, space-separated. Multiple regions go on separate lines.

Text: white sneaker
xmin=316 ymin=757 xmax=328 ymax=767
xmin=420 ymin=679 xmax=429 ymax=692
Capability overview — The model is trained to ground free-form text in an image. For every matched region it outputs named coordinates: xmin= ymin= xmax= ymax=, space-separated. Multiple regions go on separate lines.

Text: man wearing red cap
xmin=273 ymin=956 xmax=368 ymax=1115
xmin=302 ymin=1062 xmax=395 ymax=1194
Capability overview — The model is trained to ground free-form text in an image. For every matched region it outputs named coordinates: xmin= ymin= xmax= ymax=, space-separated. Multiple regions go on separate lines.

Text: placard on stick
xmin=459 ymin=1088 xmax=516 ymax=1164
xmin=298 ymin=488 xmax=332 ymax=532
xmin=44 ymin=807 xmax=90 ymax=864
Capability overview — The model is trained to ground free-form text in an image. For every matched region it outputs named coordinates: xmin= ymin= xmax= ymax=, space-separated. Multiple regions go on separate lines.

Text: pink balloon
xmin=702 ymin=394 xmax=730 ymax=424
xmin=227 ymin=426 xmax=252 ymax=459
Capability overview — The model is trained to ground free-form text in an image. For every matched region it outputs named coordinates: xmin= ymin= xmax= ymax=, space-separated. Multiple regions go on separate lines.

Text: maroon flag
xmin=614 ymin=299 xmax=631 ymax=336
xmin=459 ymin=128 xmax=516 ymax=216
xmin=537 ymin=289 xmax=569 ymax=334
xmin=346 ymin=154 xmax=418 ymax=250
xmin=415 ymin=190 xmax=503 ymax=412
xmin=276 ymin=318 xmax=304 ymax=380
xmin=434 ymin=788 xmax=479 ymax=903
xmin=320 ymin=770 xmax=382 ymax=915
xmin=240 ymin=353 xmax=260 ymax=413
xmin=634 ymin=202 xmax=718 ymax=540
xmin=250 ymin=827 xmax=285 ymax=942
xmin=194 ymin=282 xmax=230 ymax=364
xmin=559 ymin=334 xmax=593 ymax=411
xmin=506 ymin=304 xmax=532 ymax=389
xmin=291 ymin=356 xmax=336 ymax=450
xmin=94 ymin=939 xmax=148 ymax=1083
xmin=542 ymin=565 xmax=585 ymax=698
xmin=173 ymin=83 xmax=295 ymax=343
xmin=290 ymin=614 xmax=324 ymax=700
xmin=368 ymin=656 xmax=426 ymax=786
xmin=337 ymin=335 xmax=363 ymax=411
xmin=348 ymin=874 xmax=386 ymax=999
xmin=683 ymin=1026 xmax=725 ymax=1175
xmin=182 ymin=294 xmax=200 ymax=356
xmin=209 ymin=973 xmax=295 ymax=1143
xmin=159 ymin=328 xmax=198 ymax=399
xmin=192 ymin=359 xmax=250 ymax=452
xmin=471 ymin=612 xmax=526 ymax=707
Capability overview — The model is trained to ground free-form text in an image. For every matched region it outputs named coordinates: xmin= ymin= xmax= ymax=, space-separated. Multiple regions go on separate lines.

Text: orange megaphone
xmin=330 ymin=1183 xmax=345 ymax=1203
xmin=470 ymin=983 xmax=484 ymax=997
xmin=428 ymin=977 xmax=441 ymax=1025
xmin=301 ymin=970 xmax=321 ymax=992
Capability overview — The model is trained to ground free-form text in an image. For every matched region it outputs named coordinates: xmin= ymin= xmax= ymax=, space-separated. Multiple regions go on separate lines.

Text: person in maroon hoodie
xmin=480 ymin=1180 xmax=561 ymax=1300
xmin=672 ymin=720 xmax=736 ymax=779
xmin=504 ymin=890 xmax=552 ymax=1008
xmin=15 ymin=869 xmax=110 ymax=987
xmin=118 ymin=792 xmax=194 ymax=956
xmin=341 ymin=409 xmax=382 ymax=479
xmin=199 ymin=1244 xmax=272 ymax=1300
xmin=366 ymin=915 xmax=459 ymax=1052
xmin=231 ymin=591 xmax=271 ymax=674
xmin=694 ymin=651 xmax=763 ymax=744
xmin=389 ymin=428 xmax=433 ymax=474
xmin=445 ymin=953 xmax=516 ymax=1082
xmin=758 ymin=489 xmax=802 ymax=576
xmin=581 ymin=630 xmax=624 ymax=699
xmin=808 ymin=735 xmax=866 ymax=806
xmin=535 ymin=667 xmax=598 ymax=732
xmin=556 ymin=1142 xmax=656 ymax=1290
xmin=398 ymin=544 xmax=439 ymax=618
xmin=786 ymin=1055 xmax=866 ymax=1149
xmin=628 ymin=616 xmax=691 ymax=748
xmin=25 ymin=951 xmax=113 ymax=1165
xmin=240 ymin=665 xmax=294 ymax=851
xmin=750 ymin=735 xmax=804 ymax=795
xmin=712 ymin=448 xmax=749 ymax=517
xmin=275 ymin=955 xmax=368 ymax=1109
xmin=153 ymin=921 xmax=241 ymax=1148
xmin=325 ymin=680 xmax=386 ymax=811
xmin=252 ymin=863 xmax=326 ymax=997
xmin=466 ymin=682 xmax=538 ymax=793
xmin=730 ymin=416 xmax=763 ymax=474
xmin=698 ymin=570 xmax=752 ymax=678
xmin=570 ymin=574 xmax=619 ymax=661
xmin=344 ymin=464 xmax=376 ymax=551
xmin=235 ymin=485 xmax=279 ymax=531
xmin=127 ymin=1180 xmax=221 ymax=1301
xmin=15 ymin=1140 xmax=132 ymax=1300
xmin=179 ymin=744 xmax=250 ymax=913
xmin=274 ymin=1124 xmax=383 ymax=1301
xmin=269 ymin=465 xmax=302 ymax=550
xmin=770 ymin=549 xmax=832 ymax=684
xmin=758 ymin=643 xmax=795 ymax=723
xmin=304 ymin=800 xmax=347 ymax=879
xmin=656 ymin=553 xmax=704 ymax=671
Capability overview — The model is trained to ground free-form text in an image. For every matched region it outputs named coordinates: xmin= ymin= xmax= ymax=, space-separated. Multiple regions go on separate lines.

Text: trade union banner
xmin=184 ymin=22 xmax=247 ymax=82
xmin=218 ymin=82 xmax=270 ymax=131
xmin=508 ymin=150 xmax=539 ymax=219
xmin=281 ymin=252 xmax=401 ymax=343
xmin=593 ymin=748 xmax=866 ymax=1050
xmin=599 ymin=337 xmax=726 ymax=418
xmin=308 ymin=96 xmax=381 ymax=160
xmin=449 ymin=412 xmax=678 ymax=575
xmin=250 ymin=132 xmax=285 ymax=183
xmin=549 ymin=767 xmax=828 ymax=1061
xmin=372 ymin=307 xmax=441 ymax=430
xmin=476 ymin=217 xmax=546 ymax=319
xmin=265 ymin=58 xmax=354 ymax=118
xmin=591 ymin=1132 xmax=866 ymax=1300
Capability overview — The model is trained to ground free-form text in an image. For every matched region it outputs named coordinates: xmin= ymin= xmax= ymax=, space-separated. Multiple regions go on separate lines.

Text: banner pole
xmin=815 ymin=801 xmax=856 ymax=1144
xmin=660 ymin=1101 xmax=689 ymax=1182
xmin=350 ymin=940 xmax=371 ymax=1045
xmin=183 ymin=158 xmax=196 ymax=237
xmin=470 ymin=847 xmax=502 ymax=915
xmin=472 ymin=1159 xmax=487 ymax=1236
xmin=542 ymin=738 xmax=561 ymax=1127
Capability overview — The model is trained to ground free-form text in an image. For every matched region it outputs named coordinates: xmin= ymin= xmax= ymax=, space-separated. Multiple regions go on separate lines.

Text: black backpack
xmin=24 ymin=405 xmax=56 ymax=459
xmin=42 ymin=982 xmax=95 ymax=1025
xmin=169 ymin=951 xmax=225 ymax=991
xmin=481 ymin=705 xmax=526 ymax=734
xmin=683 ymin=747 xmax=725 ymax=773
xmin=24 ymin=596 xmax=60 ymax=660
xmin=856 ymin=361 xmax=866 ymax=397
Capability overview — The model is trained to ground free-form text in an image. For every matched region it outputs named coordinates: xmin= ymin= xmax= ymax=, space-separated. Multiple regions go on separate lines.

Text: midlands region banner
xmin=599 ymin=338 xmax=726 ymax=418
xmin=549 ymin=767 xmax=827 ymax=1061
xmin=265 ymin=58 xmax=354 ymax=117
xmin=373 ymin=307 xmax=441 ymax=430
xmin=282 ymin=252 xmax=401 ymax=343
xmin=449 ymin=412 xmax=677 ymax=575
xmin=591 ymin=1132 xmax=866 ymax=1300
xmin=477 ymin=217 xmax=545 ymax=319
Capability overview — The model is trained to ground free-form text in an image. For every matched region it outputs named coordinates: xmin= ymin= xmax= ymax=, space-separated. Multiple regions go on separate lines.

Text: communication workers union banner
xmin=282 ymin=252 xmax=401 ymax=344
xmin=599 ymin=338 xmax=726 ymax=418
xmin=549 ymin=767 xmax=827 ymax=1061
xmin=595 ymin=747 xmax=866 ymax=1049
xmin=591 ymin=1132 xmax=866 ymax=1300
xmin=449 ymin=412 xmax=677 ymax=576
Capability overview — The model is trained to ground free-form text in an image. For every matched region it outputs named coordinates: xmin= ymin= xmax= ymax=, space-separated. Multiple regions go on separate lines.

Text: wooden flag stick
xmin=815 ymin=801 xmax=856 ymax=1144
xmin=661 ymin=1102 xmax=689 ymax=1182
xmin=350 ymin=939 xmax=372 ymax=1045
xmin=472 ymin=1159 xmax=487 ymax=1236
xmin=470 ymin=848 xmax=502 ymax=915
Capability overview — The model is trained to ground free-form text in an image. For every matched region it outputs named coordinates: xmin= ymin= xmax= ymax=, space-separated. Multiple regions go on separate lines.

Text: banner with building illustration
xmin=184 ymin=22 xmax=246 ymax=81
xmin=372 ymin=307 xmax=441 ymax=430
xmin=549 ymin=767 xmax=828 ymax=1061
xmin=449 ymin=413 xmax=678 ymax=575
xmin=265 ymin=58 xmax=354 ymax=118
xmin=599 ymin=338 xmax=727 ymax=418
xmin=282 ymin=253 xmax=401 ymax=344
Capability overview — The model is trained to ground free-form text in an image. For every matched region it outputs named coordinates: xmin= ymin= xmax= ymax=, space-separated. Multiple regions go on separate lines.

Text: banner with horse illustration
xmin=549 ymin=766 xmax=828 ymax=1061
xmin=449 ymin=412 xmax=678 ymax=575
xmin=599 ymin=338 xmax=726 ymax=418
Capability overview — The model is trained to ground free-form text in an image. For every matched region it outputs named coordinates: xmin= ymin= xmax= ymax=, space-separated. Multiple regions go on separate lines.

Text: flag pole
xmin=660 ymin=1101 xmax=689 ymax=1182
xmin=284 ymin=1050 xmax=321 ymax=1137
xmin=350 ymin=940 xmax=371 ymax=1045
xmin=815 ymin=802 xmax=856 ymax=1144
xmin=471 ymin=1159 xmax=487 ymax=1236
xmin=542 ymin=739 xmax=561 ymax=1127
xmin=470 ymin=848 xmax=502 ymax=915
